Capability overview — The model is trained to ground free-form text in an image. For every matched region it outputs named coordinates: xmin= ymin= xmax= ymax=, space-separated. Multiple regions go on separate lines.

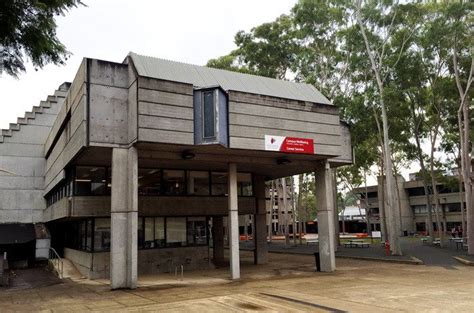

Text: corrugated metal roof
xmin=128 ymin=52 xmax=331 ymax=105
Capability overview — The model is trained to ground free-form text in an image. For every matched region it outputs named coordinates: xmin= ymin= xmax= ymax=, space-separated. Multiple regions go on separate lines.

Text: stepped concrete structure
xmin=0 ymin=53 xmax=352 ymax=289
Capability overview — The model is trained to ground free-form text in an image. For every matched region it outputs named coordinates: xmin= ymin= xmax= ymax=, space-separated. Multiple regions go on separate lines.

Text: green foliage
xmin=207 ymin=0 xmax=473 ymax=191
xmin=0 ymin=0 xmax=83 ymax=77
xmin=297 ymin=174 xmax=317 ymax=220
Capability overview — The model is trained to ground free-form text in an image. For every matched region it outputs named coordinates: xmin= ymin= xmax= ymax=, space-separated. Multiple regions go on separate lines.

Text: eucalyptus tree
xmin=351 ymin=0 xmax=425 ymax=255
xmin=446 ymin=2 xmax=474 ymax=254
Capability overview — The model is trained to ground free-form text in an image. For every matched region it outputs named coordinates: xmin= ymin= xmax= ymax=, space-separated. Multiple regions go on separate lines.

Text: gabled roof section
xmin=128 ymin=52 xmax=331 ymax=105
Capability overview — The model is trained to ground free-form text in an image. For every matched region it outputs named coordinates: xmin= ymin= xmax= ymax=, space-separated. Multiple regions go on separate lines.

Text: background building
xmin=354 ymin=174 xmax=465 ymax=236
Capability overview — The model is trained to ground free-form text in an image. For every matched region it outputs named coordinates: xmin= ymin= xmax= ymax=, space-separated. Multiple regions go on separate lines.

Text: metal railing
xmin=48 ymin=248 xmax=63 ymax=279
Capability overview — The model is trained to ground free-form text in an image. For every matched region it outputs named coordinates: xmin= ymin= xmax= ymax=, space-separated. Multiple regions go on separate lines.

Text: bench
xmin=344 ymin=240 xmax=370 ymax=248
xmin=306 ymin=238 xmax=319 ymax=245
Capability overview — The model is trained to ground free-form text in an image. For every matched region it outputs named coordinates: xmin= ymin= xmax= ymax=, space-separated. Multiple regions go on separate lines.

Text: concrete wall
xmin=44 ymin=196 xmax=256 ymax=221
xmin=227 ymin=90 xmax=343 ymax=157
xmin=0 ymin=86 xmax=66 ymax=223
xmin=88 ymin=59 xmax=131 ymax=146
xmin=137 ymin=77 xmax=194 ymax=145
xmin=65 ymin=246 xmax=212 ymax=279
xmin=44 ymin=59 xmax=88 ymax=195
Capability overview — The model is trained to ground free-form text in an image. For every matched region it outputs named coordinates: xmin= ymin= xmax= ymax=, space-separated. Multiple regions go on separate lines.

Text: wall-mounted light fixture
xmin=276 ymin=157 xmax=291 ymax=165
xmin=181 ymin=150 xmax=196 ymax=160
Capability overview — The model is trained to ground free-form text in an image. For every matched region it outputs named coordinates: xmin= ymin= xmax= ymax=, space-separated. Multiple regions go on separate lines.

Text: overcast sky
xmin=0 ymin=0 xmax=297 ymax=129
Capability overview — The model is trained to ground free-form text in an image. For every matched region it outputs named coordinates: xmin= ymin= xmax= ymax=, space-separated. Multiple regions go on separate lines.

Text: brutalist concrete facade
xmin=0 ymin=53 xmax=352 ymax=289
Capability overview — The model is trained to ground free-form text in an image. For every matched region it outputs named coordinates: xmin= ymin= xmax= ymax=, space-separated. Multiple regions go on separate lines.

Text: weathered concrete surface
xmin=110 ymin=147 xmax=138 ymax=289
xmin=227 ymin=163 xmax=240 ymax=280
xmin=315 ymin=161 xmax=336 ymax=272
xmin=0 ymin=89 xmax=65 ymax=224
xmin=2 ymin=252 xmax=474 ymax=312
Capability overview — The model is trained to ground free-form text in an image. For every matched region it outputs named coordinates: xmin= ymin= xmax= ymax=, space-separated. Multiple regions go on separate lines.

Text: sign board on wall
xmin=264 ymin=135 xmax=314 ymax=154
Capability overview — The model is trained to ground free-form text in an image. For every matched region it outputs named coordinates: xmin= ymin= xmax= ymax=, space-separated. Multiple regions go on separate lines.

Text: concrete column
xmin=212 ymin=216 xmax=225 ymax=264
xmin=254 ymin=175 xmax=268 ymax=264
xmin=315 ymin=161 xmax=336 ymax=272
xmin=110 ymin=146 xmax=138 ymax=289
xmin=228 ymin=163 xmax=240 ymax=279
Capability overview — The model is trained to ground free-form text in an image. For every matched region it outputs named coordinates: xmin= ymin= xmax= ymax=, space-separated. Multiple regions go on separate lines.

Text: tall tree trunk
xmin=298 ymin=174 xmax=304 ymax=245
xmin=379 ymin=164 xmax=388 ymax=242
xmin=364 ymin=170 xmax=371 ymax=238
xmin=290 ymin=176 xmax=297 ymax=246
xmin=356 ymin=0 xmax=401 ymax=255
xmin=458 ymin=168 xmax=466 ymax=233
xmin=269 ymin=181 xmax=275 ymax=243
xmin=453 ymin=35 xmax=473 ymax=253
xmin=394 ymin=174 xmax=403 ymax=236
xmin=410 ymin=101 xmax=435 ymax=241
xmin=277 ymin=181 xmax=283 ymax=235
xmin=282 ymin=178 xmax=290 ymax=246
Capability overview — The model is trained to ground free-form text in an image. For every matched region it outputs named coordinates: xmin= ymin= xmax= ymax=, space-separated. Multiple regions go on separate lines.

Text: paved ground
xmin=1 ymin=250 xmax=474 ymax=312
xmin=242 ymin=237 xmax=469 ymax=267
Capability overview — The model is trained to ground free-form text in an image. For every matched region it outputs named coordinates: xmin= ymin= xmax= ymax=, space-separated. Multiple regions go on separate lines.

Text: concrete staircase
xmin=0 ymin=83 xmax=70 ymax=144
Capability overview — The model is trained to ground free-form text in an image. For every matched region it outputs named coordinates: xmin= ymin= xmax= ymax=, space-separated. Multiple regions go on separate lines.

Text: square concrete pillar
xmin=253 ymin=175 xmax=268 ymax=264
xmin=110 ymin=146 xmax=138 ymax=289
xmin=212 ymin=216 xmax=225 ymax=264
xmin=315 ymin=161 xmax=336 ymax=272
xmin=228 ymin=163 xmax=240 ymax=279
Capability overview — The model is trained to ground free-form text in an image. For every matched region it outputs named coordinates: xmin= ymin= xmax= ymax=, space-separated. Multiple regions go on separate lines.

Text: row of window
xmin=412 ymin=203 xmax=464 ymax=214
xmin=46 ymin=166 xmax=254 ymax=206
xmin=64 ymin=217 xmax=208 ymax=252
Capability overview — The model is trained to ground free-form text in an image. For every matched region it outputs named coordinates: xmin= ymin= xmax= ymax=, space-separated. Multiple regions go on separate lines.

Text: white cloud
xmin=0 ymin=0 xmax=296 ymax=129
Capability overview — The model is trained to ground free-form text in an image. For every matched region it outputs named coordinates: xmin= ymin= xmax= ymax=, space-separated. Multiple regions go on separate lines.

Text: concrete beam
xmin=228 ymin=163 xmax=240 ymax=279
xmin=315 ymin=161 xmax=336 ymax=272
xmin=110 ymin=146 xmax=138 ymax=289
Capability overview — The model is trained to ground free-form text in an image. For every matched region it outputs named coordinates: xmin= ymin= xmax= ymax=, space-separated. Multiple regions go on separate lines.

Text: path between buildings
xmin=241 ymin=236 xmax=471 ymax=268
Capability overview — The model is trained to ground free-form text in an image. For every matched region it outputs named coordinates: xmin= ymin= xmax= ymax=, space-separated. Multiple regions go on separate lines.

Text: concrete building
xmin=0 ymin=53 xmax=352 ymax=289
xmin=354 ymin=175 xmax=465 ymax=236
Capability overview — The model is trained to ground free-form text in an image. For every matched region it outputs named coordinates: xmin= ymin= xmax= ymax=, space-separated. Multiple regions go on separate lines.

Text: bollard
xmin=180 ymin=265 xmax=184 ymax=281
xmin=385 ymin=240 xmax=390 ymax=256
xmin=313 ymin=252 xmax=321 ymax=272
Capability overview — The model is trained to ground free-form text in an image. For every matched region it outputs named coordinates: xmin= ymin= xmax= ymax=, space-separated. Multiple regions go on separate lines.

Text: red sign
xmin=265 ymin=135 xmax=314 ymax=154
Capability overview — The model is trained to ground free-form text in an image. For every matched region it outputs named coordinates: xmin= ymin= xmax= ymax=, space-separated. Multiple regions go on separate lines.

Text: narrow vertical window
xmin=203 ymin=91 xmax=215 ymax=138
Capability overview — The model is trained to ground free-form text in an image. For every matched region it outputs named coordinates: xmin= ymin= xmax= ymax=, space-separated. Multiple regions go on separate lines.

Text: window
xmin=163 ymin=170 xmax=185 ymax=195
xmin=144 ymin=217 xmax=155 ymax=248
xmin=238 ymin=173 xmax=253 ymax=196
xmin=211 ymin=172 xmax=228 ymax=196
xmin=94 ymin=218 xmax=110 ymax=252
xmin=75 ymin=166 xmax=107 ymax=196
xmin=154 ymin=217 xmax=165 ymax=248
xmin=203 ymin=91 xmax=215 ymax=138
xmin=187 ymin=171 xmax=210 ymax=195
xmin=138 ymin=217 xmax=144 ymax=248
xmin=166 ymin=217 xmax=187 ymax=247
xmin=138 ymin=169 xmax=162 ymax=196
xmin=187 ymin=217 xmax=207 ymax=245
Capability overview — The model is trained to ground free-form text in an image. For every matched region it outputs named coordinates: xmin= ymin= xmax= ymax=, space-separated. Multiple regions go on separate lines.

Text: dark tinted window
xmin=203 ymin=91 xmax=215 ymax=138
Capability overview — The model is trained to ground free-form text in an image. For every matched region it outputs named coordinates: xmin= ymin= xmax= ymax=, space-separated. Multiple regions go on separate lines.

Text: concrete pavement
xmin=1 ymin=250 xmax=474 ymax=312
